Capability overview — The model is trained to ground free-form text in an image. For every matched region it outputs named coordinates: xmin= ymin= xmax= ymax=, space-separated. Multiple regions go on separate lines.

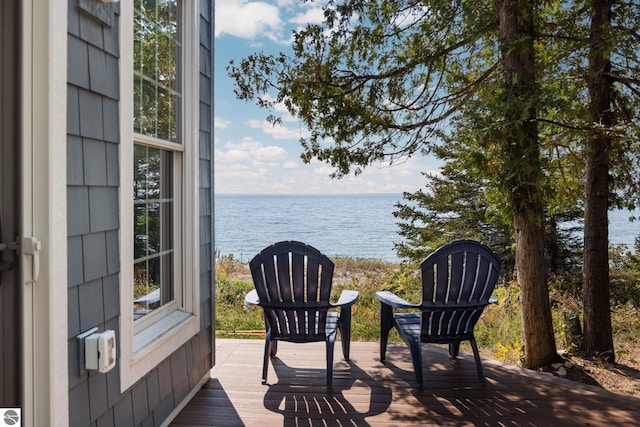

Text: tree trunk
xmin=514 ymin=211 xmax=557 ymax=366
xmin=497 ymin=0 xmax=558 ymax=368
xmin=583 ymin=0 xmax=614 ymax=360
xmin=547 ymin=215 xmax=560 ymax=275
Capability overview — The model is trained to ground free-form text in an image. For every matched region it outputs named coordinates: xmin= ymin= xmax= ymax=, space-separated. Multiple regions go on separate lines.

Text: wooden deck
xmin=171 ymin=339 xmax=640 ymax=426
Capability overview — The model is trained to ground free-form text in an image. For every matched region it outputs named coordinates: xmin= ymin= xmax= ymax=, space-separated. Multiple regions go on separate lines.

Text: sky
xmin=213 ymin=0 xmax=441 ymax=195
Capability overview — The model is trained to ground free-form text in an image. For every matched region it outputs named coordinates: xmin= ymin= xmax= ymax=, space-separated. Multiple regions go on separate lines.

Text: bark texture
xmin=583 ymin=0 xmax=615 ymax=360
xmin=497 ymin=0 xmax=558 ymax=368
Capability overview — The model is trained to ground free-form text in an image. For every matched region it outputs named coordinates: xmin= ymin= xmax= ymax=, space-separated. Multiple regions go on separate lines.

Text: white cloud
xmin=289 ymin=7 xmax=325 ymax=25
xmin=274 ymin=0 xmax=295 ymax=7
xmin=253 ymin=145 xmax=289 ymax=164
xmin=214 ymin=116 xmax=231 ymax=129
xmin=283 ymin=161 xmax=299 ymax=169
xmin=312 ymin=165 xmax=334 ymax=176
xmin=245 ymin=118 xmax=310 ymax=140
xmin=215 ymin=147 xmax=249 ymax=163
xmin=216 ymin=138 xmax=289 ymax=168
xmin=215 ymin=1 xmax=283 ymax=40
xmin=227 ymin=138 xmax=265 ymax=151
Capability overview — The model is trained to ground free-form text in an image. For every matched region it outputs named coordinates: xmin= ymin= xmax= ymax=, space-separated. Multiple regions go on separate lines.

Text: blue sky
xmin=214 ymin=0 xmax=441 ymax=195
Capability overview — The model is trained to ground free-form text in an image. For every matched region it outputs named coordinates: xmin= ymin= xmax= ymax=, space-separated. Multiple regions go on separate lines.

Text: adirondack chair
xmin=376 ymin=240 xmax=501 ymax=388
xmin=244 ymin=241 xmax=359 ymax=386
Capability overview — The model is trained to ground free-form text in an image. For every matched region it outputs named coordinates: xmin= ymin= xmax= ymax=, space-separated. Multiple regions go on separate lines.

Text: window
xmin=133 ymin=145 xmax=177 ymax=320
xmin=120 ymin=0 xmax=200 ymax=391
xmin=132 ymin=1 xmax=182 ymax=319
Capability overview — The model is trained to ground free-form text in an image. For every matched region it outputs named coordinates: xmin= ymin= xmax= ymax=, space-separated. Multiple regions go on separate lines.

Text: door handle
xmin=23 ymin=237 xmax=41 ymax=283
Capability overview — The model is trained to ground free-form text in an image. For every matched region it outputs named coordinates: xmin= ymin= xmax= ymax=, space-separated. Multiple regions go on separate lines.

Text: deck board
xmin=170 ymin=339 xmax=640 ymax=426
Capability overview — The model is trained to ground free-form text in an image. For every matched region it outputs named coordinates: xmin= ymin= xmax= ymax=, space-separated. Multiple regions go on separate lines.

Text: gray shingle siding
xmin=88 ymin=187 xmax=119 ymax=231
xmin=82 ymin=233 xmax=108 ymax=282
xmin=113 ymin=393 xmax=135 ymax=427
xmin=78 ymin=278 xmax=105 ymax=329
xmin=88 ymin=45 xmax=119 ymax=98
xmin=103 ymin=100 xmax=120 ymax=143
xmin=67 ymin=186 xmax=90 ymax=236
xmin=67 ymin=136 xmax=84 ymax=185
xmin=79 ymin=89 xmax=105 ymax=140
xmin=68 ymin=236 xmax=84 ymax=287
xmin=67 ymin=1 xmax=214 ymax=425
xmin=68 ymin=35 xmax=90 ymax=89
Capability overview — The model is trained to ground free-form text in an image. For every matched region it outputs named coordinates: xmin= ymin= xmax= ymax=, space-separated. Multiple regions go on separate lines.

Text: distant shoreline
xmin=215 ymin=193 xmax=403 ymax=197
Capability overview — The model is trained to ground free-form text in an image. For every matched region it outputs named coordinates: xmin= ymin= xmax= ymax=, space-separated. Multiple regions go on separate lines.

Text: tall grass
xmin=215 ymin=253 xmax=640 ymax=364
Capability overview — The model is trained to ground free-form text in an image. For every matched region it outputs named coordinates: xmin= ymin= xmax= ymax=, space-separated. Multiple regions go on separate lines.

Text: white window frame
xmin=119 ymin=0 xmax=200 ymax=392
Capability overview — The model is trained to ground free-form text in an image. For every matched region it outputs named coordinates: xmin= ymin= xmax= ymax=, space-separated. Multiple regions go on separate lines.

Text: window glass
xmin=133 ymin=0 xmax=181 ymax=319
xmin=134 ymin=0 xmax=181 ymax=142
xmin=133 ymin=146 xmax=174 ymax=319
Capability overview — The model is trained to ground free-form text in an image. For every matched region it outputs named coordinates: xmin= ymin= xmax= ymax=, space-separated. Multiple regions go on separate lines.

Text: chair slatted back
xmin=420 ymin=240 xmax=501 ymax=341
xmin=250 ymin=241 xmax=334 ymax=340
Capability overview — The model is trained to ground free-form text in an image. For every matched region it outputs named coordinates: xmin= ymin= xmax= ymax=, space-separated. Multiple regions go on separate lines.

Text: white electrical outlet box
xmin=85 ymin=330 xmax=116 ymax=373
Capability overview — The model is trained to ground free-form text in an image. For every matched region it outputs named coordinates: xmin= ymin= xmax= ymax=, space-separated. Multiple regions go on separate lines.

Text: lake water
xmin=214 ymin=194 xmax=639 ymax=263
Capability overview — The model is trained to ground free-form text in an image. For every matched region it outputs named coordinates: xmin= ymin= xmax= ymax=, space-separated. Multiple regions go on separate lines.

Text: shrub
xmin=213 ymin=254 xmax=640 ymax=364
xmin=474 ymin=284 xmax=523 ymax=362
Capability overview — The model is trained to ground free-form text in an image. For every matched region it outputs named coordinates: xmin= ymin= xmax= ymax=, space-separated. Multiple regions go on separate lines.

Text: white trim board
xmin=21 ymin=0 xmax=69 ymax=426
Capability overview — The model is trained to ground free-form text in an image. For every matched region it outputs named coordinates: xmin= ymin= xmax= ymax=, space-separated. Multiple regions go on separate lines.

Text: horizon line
xmin=214 ymin=192 xmax=405 ymax=196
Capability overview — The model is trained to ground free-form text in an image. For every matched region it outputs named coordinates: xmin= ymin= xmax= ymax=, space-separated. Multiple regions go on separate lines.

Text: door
xmin=0 ymin=0 xmax=21 ymax=409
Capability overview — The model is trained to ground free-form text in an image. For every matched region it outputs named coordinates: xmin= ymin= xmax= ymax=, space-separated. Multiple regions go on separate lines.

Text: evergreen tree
xmin=393 ymin=144 xmax=515 ymax=276
xmin=536 ymin=0 xmax=640 ymax=359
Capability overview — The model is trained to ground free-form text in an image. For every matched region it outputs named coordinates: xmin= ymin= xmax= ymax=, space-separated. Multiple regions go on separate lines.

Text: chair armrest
xmin=244 ymin=289 xmax=260 ymax=307
xmin=333 ymin=290 xmax=359 ymax=308
xmin=489 ymin=295 xmax=498 ymax=305
xmin=375 ymin=291 xmax=420 ymax=309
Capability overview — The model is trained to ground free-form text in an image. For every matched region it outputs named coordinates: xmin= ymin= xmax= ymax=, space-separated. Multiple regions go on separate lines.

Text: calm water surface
xmin=214 ymin=194 xmax=639 ymax=263
xmin=215 ymin=194 xmax=402 ymax=262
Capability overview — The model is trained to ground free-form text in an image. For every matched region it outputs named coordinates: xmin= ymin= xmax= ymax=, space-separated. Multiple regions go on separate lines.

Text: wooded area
xmin=229 ymin=0 xmax=640 ymax=368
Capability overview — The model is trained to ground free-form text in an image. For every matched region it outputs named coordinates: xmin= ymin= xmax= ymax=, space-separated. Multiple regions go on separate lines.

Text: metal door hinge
xmin=0 ymin=240 xmax=19 ymax=272
xmin=0 ymin=240 xmax=19 ymax=251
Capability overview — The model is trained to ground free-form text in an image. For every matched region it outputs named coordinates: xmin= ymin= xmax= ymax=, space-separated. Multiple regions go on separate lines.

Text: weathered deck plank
xmin=170 ymin=339 xmax=640 ymax=426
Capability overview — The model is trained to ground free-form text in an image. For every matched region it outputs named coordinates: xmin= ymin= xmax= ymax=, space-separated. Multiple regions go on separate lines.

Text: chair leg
xmin=380 ymin=303 xmax=394 ymax=362
xmin=326 ymin=334 xmax=336 ymax=386
xmin=408 ymin=338 xmax=424 ymax=388
xmin=469 ymin=337 xmax=486 ymax=384
xmin=262 ymin=332 xmax=272 ymax=385
xmin=339 ymin=308 xmax=352 ymax=361
xmin=449 ymin=342 xmax=460 ymax=358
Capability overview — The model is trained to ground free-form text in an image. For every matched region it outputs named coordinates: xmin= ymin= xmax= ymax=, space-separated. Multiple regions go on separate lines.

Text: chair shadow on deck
xmin=379 ymin=343 xmax=639 ymax=425
xmin=373 ymin=344 xmax=540 ymax=424
xmin=263 ymin=357 xmax=393 ymax=425
xmin=173 ymin=341 xmax=640 ymax=426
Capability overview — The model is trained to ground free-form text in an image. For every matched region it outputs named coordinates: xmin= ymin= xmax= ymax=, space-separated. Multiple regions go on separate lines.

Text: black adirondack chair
xmin=245 ymin=241 xmax=359 ymax=386
xmin=376 ymin=240 xmax=502 ymax=388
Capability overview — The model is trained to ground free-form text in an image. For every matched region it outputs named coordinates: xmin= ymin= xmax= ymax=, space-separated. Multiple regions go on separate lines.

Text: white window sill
xmin=121 ymin=309 xmax=199 ymax=392
xmin=134 ymin=310 xmax=193 ymax=357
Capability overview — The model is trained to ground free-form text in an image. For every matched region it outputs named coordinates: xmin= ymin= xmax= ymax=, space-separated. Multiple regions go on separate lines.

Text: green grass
xmin=215 ymin=275 xmax=264 ymax=337
xmin=215 ymin=254 xmax=640 ymax=364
